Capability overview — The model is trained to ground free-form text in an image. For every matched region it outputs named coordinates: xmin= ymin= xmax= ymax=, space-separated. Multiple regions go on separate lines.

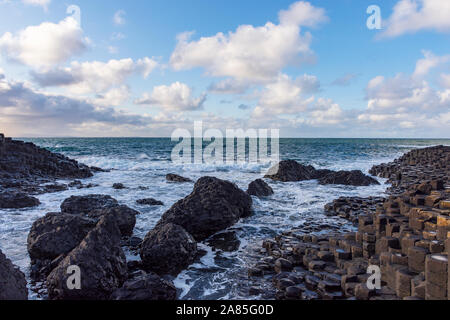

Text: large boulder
xmin=111 ymin=272 xmax=177 ymax=300
xmin=247 ymin=179 xmax=274 ymax=197
xmin=60 ymin=194 xmax=118 ymax=215
xmin=318 ymin=170 xmax=380 ymax=186
xmin=158 ymin=176 xmax=253 ymax=240
xmin=136 ymin=198 xmax=164 ymax=206
xmin=27 ymin=212 xmax=96 ymax=262
xmin=140 ymin=223 xmax=197 ymax=276
xmin=60 ymin=195 xmax=138 ymax=237
xmin=264 ymin=160 xmax=332 ymax=182
xmin=0 ymin=192 xmax=40 ymax=209
xmin=0 ymin=249 xmax=28 ymax=300
xmin=46 ymin=214 xmax=127 ymax=300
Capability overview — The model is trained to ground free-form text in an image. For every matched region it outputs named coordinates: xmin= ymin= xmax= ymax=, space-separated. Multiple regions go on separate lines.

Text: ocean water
xmin=1 ymin=138 xmax=449 ymax=300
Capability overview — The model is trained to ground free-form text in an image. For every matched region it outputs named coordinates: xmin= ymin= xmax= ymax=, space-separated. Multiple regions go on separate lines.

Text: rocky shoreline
xmin=247 ymin=145 xmax=450 ymax=300
xmin=0 ymin=135 xmax=449 ymax=301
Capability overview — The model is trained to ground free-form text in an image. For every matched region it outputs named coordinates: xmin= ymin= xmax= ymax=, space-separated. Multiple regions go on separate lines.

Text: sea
xmin=1 ymin=138 xmax=449 ymax=300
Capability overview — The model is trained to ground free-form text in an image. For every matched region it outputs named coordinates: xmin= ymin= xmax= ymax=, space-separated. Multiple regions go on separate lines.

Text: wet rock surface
xmin=265 ymin=160 xmax=378 ymax=186
xmin=158 ymin=176 xmax=252 ymax=241
xmin=319 ymin=170 xmax=380 ymax=186
xmin=247 ymin=179 xmax=274 ymax=197
xmin=0 ymin=192 xmax=40 ymax=209
xmin=46 ymin=214 xmax=128 ymax=300
xmin=60 ymin=194 xmax=119 ymax=215
xmin=0 ymin=134 xmax=93 ymax=196
xmin=325 ymin=197 xmax=386 ymax=223
xmin=166 ymin=173 xmax=193 ymax=183
xmin=111 ymin=272 xmax=177 ymax=300
xmin=136 ymin=198 xmax=164 ymax=206
xmin=0 ymin=249 xmax=28 ymax=300
xmin=140 ymin=223 xmax=197 ymax=276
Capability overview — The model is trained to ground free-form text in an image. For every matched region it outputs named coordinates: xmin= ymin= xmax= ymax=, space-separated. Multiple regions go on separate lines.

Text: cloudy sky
xmin=0 ymin=0 xmax=449 ymax=137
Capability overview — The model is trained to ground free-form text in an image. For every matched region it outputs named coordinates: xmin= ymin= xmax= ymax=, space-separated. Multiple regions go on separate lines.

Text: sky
xmin=0 ymin=0 xmax=449 ymax=138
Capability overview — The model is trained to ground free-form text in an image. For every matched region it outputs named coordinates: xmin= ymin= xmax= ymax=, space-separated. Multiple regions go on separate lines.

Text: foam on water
xmin=1 ymin=138 xmax=449 ymax=300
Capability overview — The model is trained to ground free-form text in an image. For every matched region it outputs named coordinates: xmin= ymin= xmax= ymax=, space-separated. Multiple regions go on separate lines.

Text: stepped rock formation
xmin=250 ymin=146 xmax=450 ymax=300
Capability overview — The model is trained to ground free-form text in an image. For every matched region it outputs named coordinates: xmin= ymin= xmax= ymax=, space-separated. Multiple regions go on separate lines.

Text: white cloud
xmin=170 ymin=1 xmax=327 ymax=83
xmin=382 ymin=0 xmax=450 ymax=38
xmin=358 ymin=51 xmax=450 ymax=133
xmin=0 ymin=17 xmax=86 ymax=68
xmin=135 ymin=82 xmax=206 ymax=111
xmin=92 ymin=85 xmax=130 ymax=107
xmin=31 ymin=57 xmax=158 ymax=94
xmin=114 ymin=10 xmax=126 ymax=26
xmin=440 ymin=73 xmax=450 ymax=88
xmin=278 ymin=1 xmax=328 ymax=27
xmin=413 ymin=50 xmax=450 ymax=77
xmin=22 ymin=0 xmax=50 ymax=10
xmin=0 ymin=75 xmax=148 ymax=136
xmin=253 ymin=73 xmax=319 ymax=116
xmin=208 ymin=79 xmax=249 ymax=94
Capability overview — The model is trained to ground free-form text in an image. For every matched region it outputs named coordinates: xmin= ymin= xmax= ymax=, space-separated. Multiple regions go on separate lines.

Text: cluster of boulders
xmin=250 ymin=146 xmax=450 ymax=300
xmin=370 ymin=145 xmax=450 ymax=194
xmin=23 ymin=176 xmax=255 ymax=300
xmin=265 ymin=160 xmax=379 ymax=186
xmin=140 ymin=177 xmax=253 ymax=276
xmin=0 ymin=134 xmax=98 ymax=208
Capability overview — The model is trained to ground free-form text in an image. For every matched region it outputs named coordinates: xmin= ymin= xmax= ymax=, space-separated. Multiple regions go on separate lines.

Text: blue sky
xmin=0 ymin=0 xmax=449 ymax=137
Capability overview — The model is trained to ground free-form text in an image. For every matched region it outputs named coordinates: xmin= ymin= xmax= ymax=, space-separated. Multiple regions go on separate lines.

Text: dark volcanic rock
xmin=0 ymin=249 xmax=28 ymax=300
xmin=112 ymin=183 xmax=126 ymax=190
xmin=111 ymin=272 xmax=177 ymax=300
xmin=0 ymin=192 xmax=40 ymax=209
xmin=265 ymin=160 xmax=318 ymax=182
xmin=27 ymin=212 xmax=96 ymax=262
xmin=0 ymin=135 xmax=93 ymax=194
xmin=136 ymin=198 xmax=164 ymax=206
xmin=140 ymin=223 xmax=197 ymax=276
xmin=166 ymin=173 xmax=193 ymax=183
xmin=46 ymin=214 xmax=127 ymax=300
xmin=207 ymin=231 xmax=241 ymax=252
xmin=88 ymin=205 xmax=138 ymax=237
xmin=318 ymin=170 xmax=380 ymax=186
xmin=158 ymin=176 xmax=253 ymax=240
xmin=265 ymin=160 xmax=334 ymax=182
xmin=60 ymin=194 xmax=119 ymax=215
xmin=247 ymin=179 xmax=274 ymax=197
xmin=60 ymin=195 xmax=138 ymax=237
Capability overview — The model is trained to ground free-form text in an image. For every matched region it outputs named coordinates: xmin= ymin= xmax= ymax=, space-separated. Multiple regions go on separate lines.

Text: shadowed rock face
xmin=158 ymin=176 xmax=253 ymax=241
xmin=110 ymin=272 xmax=177 ymax=300
xmin=0 ymin=249 xmax=28 ymax=300
xmin=140 ymin=223 xmax=197 ymax=276
xmin=319 ymin=170 xmax=380 ymax=186
xmin=247 ymin=179 xmax=274 ymax=197
xmin=46 ymin=214 xmax=127 ymax=300
xmin=27 ymin=212 xmax=96 ymax=262
xmin=0 ymin=192 xmax=40 ymax=209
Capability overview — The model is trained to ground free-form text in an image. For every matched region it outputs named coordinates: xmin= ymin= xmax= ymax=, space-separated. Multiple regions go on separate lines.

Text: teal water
xmin=1 ymin=138 xmax=449 ymax=299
